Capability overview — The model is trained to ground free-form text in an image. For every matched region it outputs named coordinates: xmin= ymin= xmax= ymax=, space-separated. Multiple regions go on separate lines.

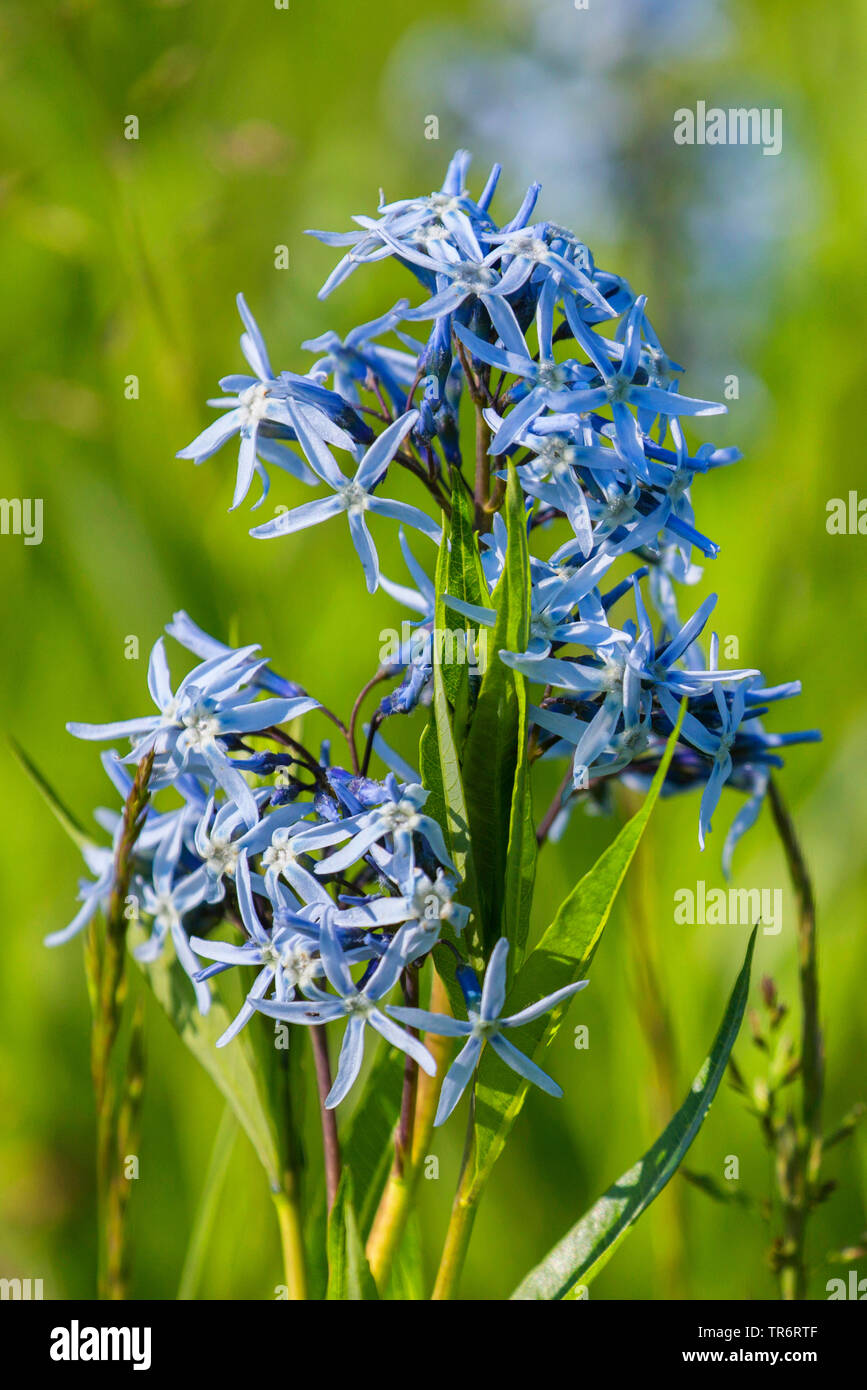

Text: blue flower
xmin=547 ymin=294 xmax=727 ymax=482
xmin=334 ymin=867 xmax=470 ymax=953
xmin=249 ymin=410 xmax=441 ymax=592
xmin=165 ymin=610 xmax=307 ymax=700
xmin=252 ymin=909 xmax=436 ymax=1107
xmin=190 ymin=855 xmax=327 ymax=1046
xmin=67 ymin=637 xmax=318 ymax=827
xmin=135 ymin=860 xmax=214 ymax=1015
xmin=388 ymin=937 xmax=587 ymax=1125
xmin=239 ymin=805 xmax=333 ymax=907
xmin=390 ymin=233 xmax=529 ymax=357
xmin=293 ymin=775 xmax=453 ymax=885
xmin=177 ymin=293 xmax=373 ymax=510
xmin=445 ymin=548 xmax=625 ymax=661
xmin=45 ymin=840 xmax=116 ymax=949
xmin=303 ymin=302 xmax=417 ymax=409
xmin=306 ymin=150 xmax=506 ymax=300
xmin=480 ymin=222 xmax=612 ymax=315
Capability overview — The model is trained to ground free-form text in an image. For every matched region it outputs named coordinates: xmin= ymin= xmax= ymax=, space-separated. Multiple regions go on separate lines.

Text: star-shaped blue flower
xmin=249 ymin=409 xmax=440 ymax=592
xmin=388 ymin=937 xmax=587 ymax=1125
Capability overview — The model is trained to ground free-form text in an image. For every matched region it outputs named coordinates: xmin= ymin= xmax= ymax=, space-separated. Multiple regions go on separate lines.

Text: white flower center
xmin=239 ymin=383 xmax=270 ymax=423
xmin=338 ymin=480 xmax=369 ymax=514
xmin=263 ymin=941 xmax=318 ymax=989
xmin=344 ymin=994 xmax=373 ymax=1018
xmin=607 ymin=376 xmax=630 ymax=402
xmin=414 ymin=225 xmax=451 ymax=252
xmin=430 ymin=193 xmax=463 ymax=214
xmin=603 ymin=494 xmax=636 ymax=524
xmin=205 ymin=838 xmax=238 ymax=876
xmin=470 ymin=1012 xmax=500 ymax=1040
xmin=455 ymin=264 xmax=496 ymax=292
xmin=531 ymin=611 xmax=558 ymax=642
xmin=620 ymin=724 xmax=649 ymax=753
xmin=264 ymin=842 xmax=297 ymax=875
xmin=536 ymin=361 xmax=569 ymax=390
xmin=379 ymin=799 xmax=421 ymax=833
xmin=151 ymin=893 xmax=179 ymax=931
xmin=601 ymin=657 xmax=626 ymax=693
xmin=508 ymin=235 xmax=549 ymax=262
xmin=182 ymin=708 xmax=221 ymax=749
xmin=411 ymin=875 xmax=453 ymax=923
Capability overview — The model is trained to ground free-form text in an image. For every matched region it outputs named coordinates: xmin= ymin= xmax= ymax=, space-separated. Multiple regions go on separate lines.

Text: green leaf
xmin=420 ymin=522 xmax=483 ymax=978
xmin=511 ymin=927 xmax=757 ymax=1299
xmin=343 ymin=1045 xmax=406 ymax=1238
xmin=177 ymin=1105 xmax=238 ymax=1300
xmin=502 ymin=711 xmax=536 ymax=963
xmin=461 ymin=460 xmax=532 ymax=956
xmin=386 ymin=1211 xmax=425 ymax=1300
xmin=441 ymin=466 xmax=488 ymax=710
xmin=326 ymin=1170 xmax=380 ymax=1300
xmin=131 ymin=930 xmax=285 ymax=1189
xmin=10 ymin=737 xmax=95 ymax=851
xmin=468 ymin=704 xmax=686 ymax=1199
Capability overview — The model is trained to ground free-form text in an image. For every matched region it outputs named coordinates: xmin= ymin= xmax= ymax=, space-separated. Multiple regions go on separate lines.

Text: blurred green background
xmin=1 ymin=0 xmax=864 ymax=1300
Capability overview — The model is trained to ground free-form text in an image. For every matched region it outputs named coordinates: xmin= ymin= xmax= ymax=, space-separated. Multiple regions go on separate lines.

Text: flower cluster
xmin=53 ymin=151 xmax=818 ymax=1122
xmin=57 ymin=613 xmax=584 ymax=1115
xmin=179 ymin=148 xmax=819 ymax=863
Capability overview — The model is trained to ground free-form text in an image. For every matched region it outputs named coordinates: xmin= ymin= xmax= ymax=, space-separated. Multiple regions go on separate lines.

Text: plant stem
xmin=395 ymin=965 xmax=420 ymax=1177
xmin=536 ymin=768 xmax=572 ymax=844
xmin=768 ymin=780 xmax=823 ymax=1141
xmin=310 ymin=1025 xmax=342 ymax=1210
xmin=431 ymin=1099 xmax=478 ymax=1300
xmin=768 ymin=777 xmax=823 ymax=1300
xmin=348 ymin=669 xmax=391 ymax=774
xmin=271 ymin=1183 xmax=308 ymax=1301
xmin=473 ymin=404 xmax=492 ymax=532
xmin=365 ymin=971 xmax=453 ymax=1291
xmin=87 ymin=748 xmax=154 ymax=1299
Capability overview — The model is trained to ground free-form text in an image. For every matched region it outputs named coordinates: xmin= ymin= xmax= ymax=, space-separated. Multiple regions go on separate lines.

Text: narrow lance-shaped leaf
xmin=10 ymin=738 xmax=95 ymax=851
xmin=326 ymin=1169 xmax=379 ymax=1301
xmin=511 ymin=926 xmax=757 ymax=1299
xmin=14 ymin=742 xmax=296 ymax=1200
xmin=468 ymin=705 xmax=686 ymax=1199
xmin=461 ymin=459 xmax=532 ymax=958
xmin=177 ymin=1105 xmax=238 ymax=1300
xmin=420 ymin=516 xmax=483 ymax=980
xmin=344 ymin=1044 xmax=406 ymax=1238
xmin=131 ymin=932 xmax=285 ymax=1190
xmin=441 ymin=464 xmax=488 ymax=711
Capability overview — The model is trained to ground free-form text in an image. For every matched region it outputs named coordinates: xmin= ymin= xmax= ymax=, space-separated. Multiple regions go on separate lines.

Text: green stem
xmin=431 ymin=1097 xmax=478 ymax=1300
xmin=272 ymin=1183 xmax=308 ymax=1301
xmin=767 ymin=778 xmax=823 ymax=1300
xmin=431 ymin=1173 xmax=478 ymax=1300
xmin=768 ymin=780 xmax=823 ymax=1141
xmin=365 ymin=972 xmax=452 ymax=1290
xmin=87 ymin=748 xmax=154 ymax=1300
xmin=310 ymin=1025 xmax=341 ymax=1210
xmin=473 ymin=405 xmax=492 ymax=533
